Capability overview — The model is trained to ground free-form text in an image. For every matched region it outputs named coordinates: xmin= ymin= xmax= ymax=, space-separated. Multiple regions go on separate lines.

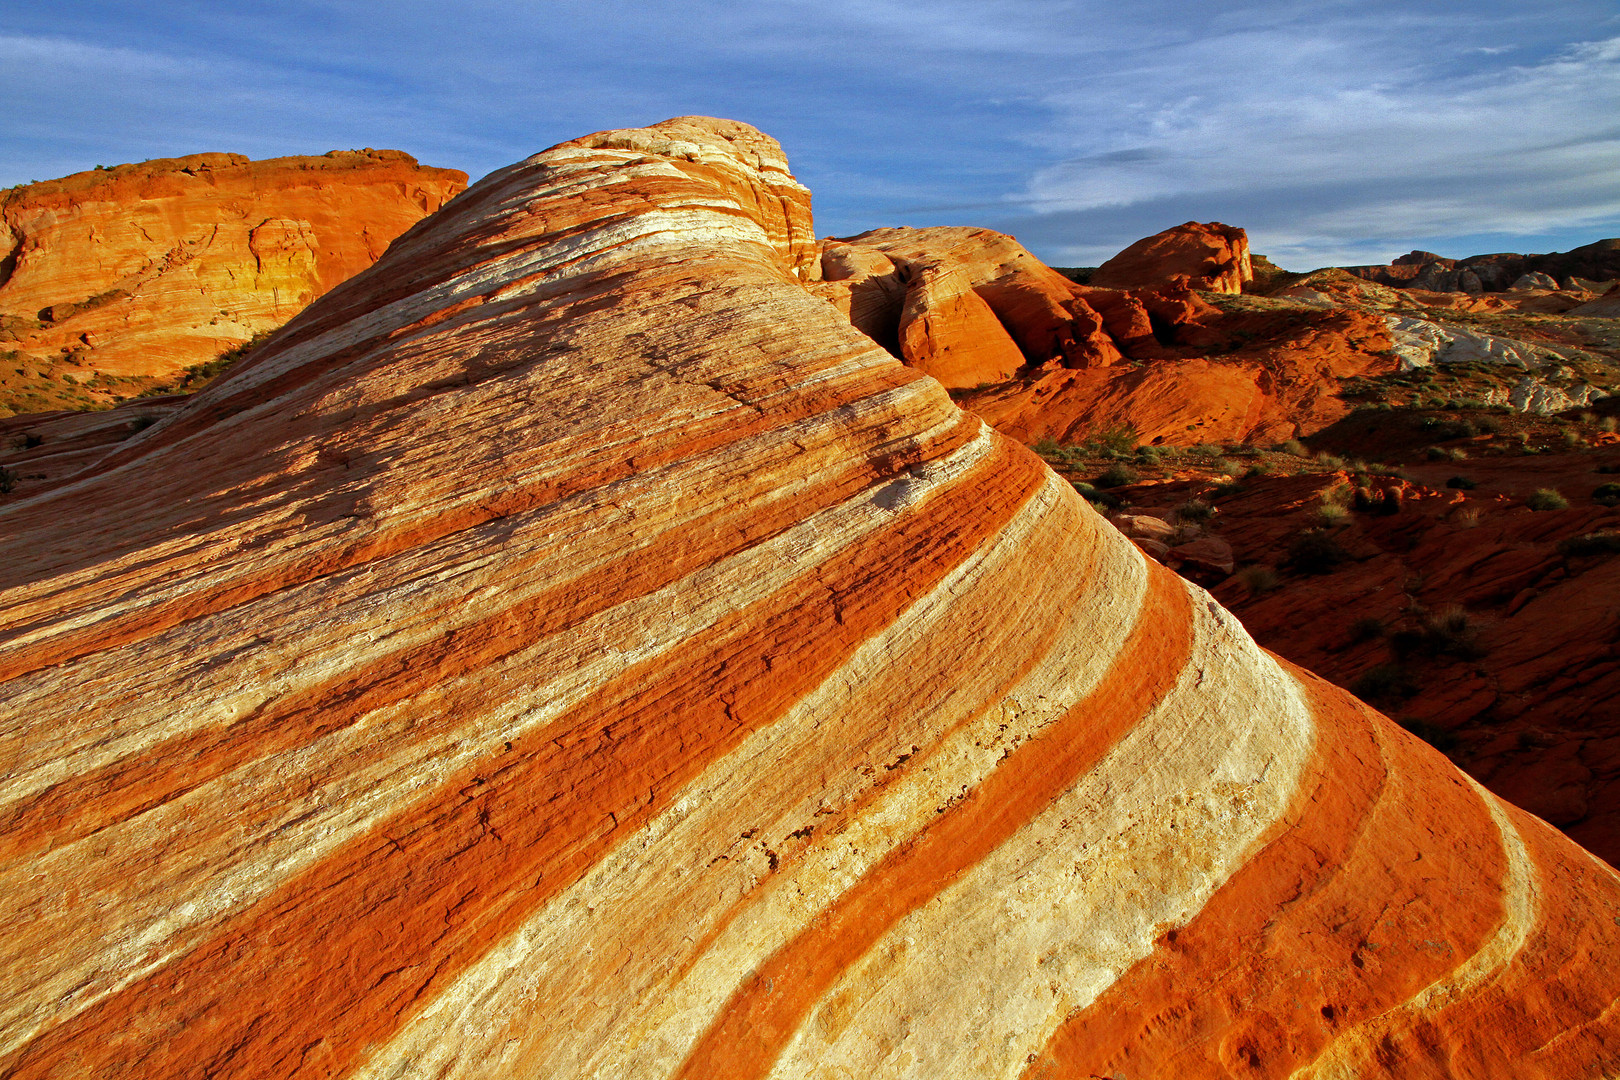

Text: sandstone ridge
xmin=0 ymin=149 xmax=466 ymax=411
xmin=2 ymin=117 xmax=1618 ymax=1079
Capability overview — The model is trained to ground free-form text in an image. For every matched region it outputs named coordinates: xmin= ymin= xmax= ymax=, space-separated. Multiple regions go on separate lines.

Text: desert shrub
xmin=1601 ymin=417 xmax=1619 ymax=434
xmin=1070 ymin=479 xmax=1122 ymax=510
xmin=1032 ymin=435 xmax=1062 ymax=457
xmin=1278 ymin=438 xmax=1308 ymax=457
xmin=1558 ymin=530 xmax=1620 ymax=557
xmin=1592 ymin=482 xmax=1620 ymax=507
xmin=1418 ymin=604 xmax=1484 ymax=659
xmin=1349 ymin=616 xmax=1386 ymax=642
xmin=1315 ymin=502 xmax=1350 ymax=526
xmin=0 ymin=466 xmax=15 ymax=494
xmin=1174 ymin=498 xmax=1214 ymax=524
xmin=1237 ymin=564 xmax=1279 ymax=594
xmin=1135 ymin=445 xmax=1163 ymax=465
xmin=1563 ymin=429 xmax=1585 ymax=448
xmin=1453 ymin=505 xmax=1481 ymax=528
xmin=1287 ymin=528 xmax=1349 ymax=574
xmin=1210 ymin=480 xmax=1246 ymax=499
xmin=1189 ymin=443 xmax=1224 ymax=459
xmin=1244 ymin=461 xmax=1273 ymax=479
xmin=1313 ymin=451 xmax=1347 ymax=469
xmin=1095 ymin=462 xmax=1140 ymax=488
xmin=1600 ymin=463 xmax=1620 ymax=474
xmin=1350 ymin=663 xmax=1418 ymax=704
xmin=1084 ymin=422 xmax=1140 ymax=456
xmin=1446 ymin=475 xmax=1477 ymax=489
xmin=1352 ymin=485 xmax=1402 ymax=515
xmin=1525 ymin=488 xmax=1569 ymax=511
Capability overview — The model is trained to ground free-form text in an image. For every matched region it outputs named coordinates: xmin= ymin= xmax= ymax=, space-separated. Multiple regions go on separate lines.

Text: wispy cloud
xmin=2 ymin=2 xmax=1618 ymax=267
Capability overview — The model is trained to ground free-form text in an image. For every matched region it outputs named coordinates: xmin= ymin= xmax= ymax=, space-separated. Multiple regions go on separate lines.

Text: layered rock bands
xmin=1 ymin=118 xmax=1617 ymax=1078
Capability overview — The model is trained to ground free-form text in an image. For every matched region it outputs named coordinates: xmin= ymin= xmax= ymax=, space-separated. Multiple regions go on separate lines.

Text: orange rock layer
xmin=0 ymin=149 xmax=466 ymax=386
xmin=0 ymin=117 xmax=1617 ymax=1078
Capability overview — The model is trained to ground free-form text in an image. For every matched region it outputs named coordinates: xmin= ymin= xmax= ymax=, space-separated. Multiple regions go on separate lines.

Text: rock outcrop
xmin=2 ymin=117 xmax=1618 ymax=1079
xmin=1344 ymin=238 xmax=1620 ymax=294
xmin=0 ymin=150 xmax=466 ymax=410
xmin=1090 ymin=220 xmax=1253 ymax=294
xmin=808 ymin=227 xmax=1123 ymax=385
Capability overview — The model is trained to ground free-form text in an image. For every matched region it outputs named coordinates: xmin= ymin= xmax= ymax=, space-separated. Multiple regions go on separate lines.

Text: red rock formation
xmin=1 ymin=117 xmax=1617 ymax=1079
xmin=0 ymin=150 xmax=466 ymax=408
xmin=960 ymin=307 xmax=1398 ymax=445
xmin=1090 ymin=220 xmax=1253 ymax=294
xmin=808 ymin=227 xmax=1123 ymax=385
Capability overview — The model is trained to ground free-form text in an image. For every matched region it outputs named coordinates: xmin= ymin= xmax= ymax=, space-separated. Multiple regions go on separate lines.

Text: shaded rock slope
xmin=0 ymin=150 xmax=467 ymax=413
xmin=2 ymin=118 xmax=1619 ymax=1079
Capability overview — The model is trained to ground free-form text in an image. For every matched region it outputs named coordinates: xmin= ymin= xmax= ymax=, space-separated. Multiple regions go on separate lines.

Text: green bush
xmin=1315 ymin=502 xmax=1350 ymax=526
xmin=1084 ymin=422 xmax=1140 ymax=456
xmin=1525 ymin=488 xmax=1569 ymax=511
xmin=1095 ymin=463 xmax=1140 ymax=489
xmin=1279 ymin=438 xmax=1308 ymax=457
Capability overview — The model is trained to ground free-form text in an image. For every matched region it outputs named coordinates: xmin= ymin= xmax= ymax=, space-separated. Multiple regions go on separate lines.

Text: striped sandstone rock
xmin=1 ymin=117 xmax=1618 ymax=1079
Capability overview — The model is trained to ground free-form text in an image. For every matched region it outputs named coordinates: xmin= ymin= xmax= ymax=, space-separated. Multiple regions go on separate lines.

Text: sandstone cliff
xmin=1 ymin=118 xmax=1617 ymax=1079
xmin=0 ymin=150 xmax=467 ymax=412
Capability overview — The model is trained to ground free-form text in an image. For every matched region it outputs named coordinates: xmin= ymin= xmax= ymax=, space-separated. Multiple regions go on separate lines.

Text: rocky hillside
xmin=0 ymin=150 xmax=467 ymax=414
xmin=1 ymin=118 xmax=1617 ymax=1079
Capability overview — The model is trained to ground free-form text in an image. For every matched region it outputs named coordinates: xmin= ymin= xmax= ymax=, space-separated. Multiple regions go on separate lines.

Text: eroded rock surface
xmin=1090 ymin=220 xmax=1253 ymax=294
xmin=2 ymin=117 xmax=1618 ymax=1079
xmin=0 ymin=150 xmax=466 ymax=405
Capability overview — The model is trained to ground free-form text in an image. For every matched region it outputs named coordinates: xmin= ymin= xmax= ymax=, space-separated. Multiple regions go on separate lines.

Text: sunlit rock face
xmin=1090 ymin=219 xmax=1253 ymax=294
xmin=2 ymin=117 xmax=1618 ymax=1080
xmin=0 ymin=150 xmax=466 ymax=383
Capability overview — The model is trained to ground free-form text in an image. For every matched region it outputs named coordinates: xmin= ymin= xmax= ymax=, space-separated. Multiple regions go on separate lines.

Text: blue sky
xmin=3 ymin=1 xmax=1618 ymax=269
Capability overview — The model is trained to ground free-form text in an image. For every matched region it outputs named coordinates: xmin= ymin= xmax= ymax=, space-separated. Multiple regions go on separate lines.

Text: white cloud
xmin=1017 ymin=23 xmax=1620 ymax=263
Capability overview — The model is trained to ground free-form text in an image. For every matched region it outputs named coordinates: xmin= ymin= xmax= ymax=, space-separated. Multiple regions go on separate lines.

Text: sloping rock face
xmin=0 ymin=150 xmax=466 ymax=403
xmin=2 ymin=117 xmax=1618 ymax=1080
xmin=1090 ymin=220 xmax=1253 ymax=294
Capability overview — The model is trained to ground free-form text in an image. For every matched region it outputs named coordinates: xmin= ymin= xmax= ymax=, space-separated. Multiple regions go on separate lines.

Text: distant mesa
xmin=2 ymin=116 xmax=1617 ymax=1079
xmin=0 ymin=149 xmax=467 ymax=414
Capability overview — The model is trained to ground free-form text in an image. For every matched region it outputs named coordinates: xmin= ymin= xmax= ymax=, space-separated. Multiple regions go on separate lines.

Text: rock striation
xmin=2 ymin=117 xmax=1619 ymax=1079
xmin=0 ymin=150 xmax=466 ymax=408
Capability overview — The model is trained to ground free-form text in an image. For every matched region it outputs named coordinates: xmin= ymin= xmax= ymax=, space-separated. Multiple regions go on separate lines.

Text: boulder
xmin=1511 ymin=271 xmax=1560 ymax=291
xmin=1090 ymin=221 xmax=1253 ymax=294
